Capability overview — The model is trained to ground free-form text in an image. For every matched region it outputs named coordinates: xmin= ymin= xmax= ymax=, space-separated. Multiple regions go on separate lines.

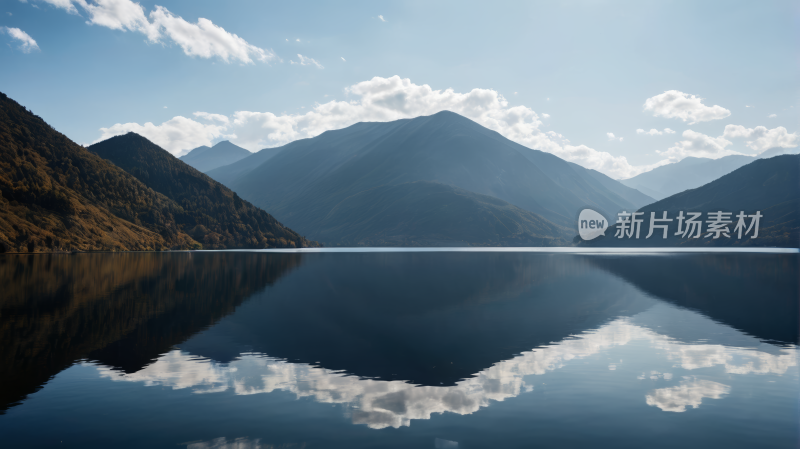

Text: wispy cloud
xmin=1 ymin=26 xmax=40 ymax=52
xmin=341 ymin=56 xmax=346 ymax=62
xmin=291 ymin=53 xmax=323 ymax=69
xmin=28 ymin=0 xmax=277 ymax=64
xmin=378 ymin=15 xmax=386 ymax=22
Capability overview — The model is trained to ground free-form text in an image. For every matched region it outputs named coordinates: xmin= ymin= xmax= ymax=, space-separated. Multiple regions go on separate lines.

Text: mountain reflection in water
xmin=0 ymin=251 xmax=797 ymax=448
xmin=95 ymin=310 xmax=796 ymax=429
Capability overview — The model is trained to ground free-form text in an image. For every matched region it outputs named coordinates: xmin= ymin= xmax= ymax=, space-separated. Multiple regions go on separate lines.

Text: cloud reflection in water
xmin=95 ymin=318 xmax=797 ymax=429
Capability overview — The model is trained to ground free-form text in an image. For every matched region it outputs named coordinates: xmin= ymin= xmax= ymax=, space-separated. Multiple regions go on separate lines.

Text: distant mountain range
xmin=179 ymin=140 xmax=251 ymax=173
xmin=620 ymin=147 xmax=800 ymax=201
xmin=0 ymin=92 xmax=315 ymax=252
xmin=581 ymin=154 xmax=799 ymax=247
xmin=208 ymin=111 xmax=654 ymax=246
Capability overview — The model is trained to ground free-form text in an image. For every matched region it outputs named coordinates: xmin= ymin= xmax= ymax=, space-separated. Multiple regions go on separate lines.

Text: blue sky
xmin=1 ymin=0 xmax=797 ymax=178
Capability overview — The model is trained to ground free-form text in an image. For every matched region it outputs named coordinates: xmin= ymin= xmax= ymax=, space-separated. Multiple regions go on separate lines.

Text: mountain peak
xmin=179 ymin=140 xmax=251 ymax=172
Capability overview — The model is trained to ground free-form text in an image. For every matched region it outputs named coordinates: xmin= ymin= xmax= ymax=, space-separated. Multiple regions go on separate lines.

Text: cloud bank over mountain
xmin=94 ymin=76 xmax=668 ymax=178
xmin=91 ymin=76 xmax=798 ymax=179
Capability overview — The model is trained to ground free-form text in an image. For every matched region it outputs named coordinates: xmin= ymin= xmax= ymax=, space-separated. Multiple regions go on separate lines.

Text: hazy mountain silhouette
xmin=582 ymin=155 xmax=799 ymax=247
xmin=757 ymin=146 xmax=800 ymax=159
xmin=620 ymin=155 xmax=755 ymax=200
xmin=179 ymin=140 xmax=251 ymax=173
xmin=0 ymin=92 xmax=199 ymax=252
xmin=89 ymin=133 xmax=318 ymax=249
xmin=208 ymin=111 xmax=653 ymax=245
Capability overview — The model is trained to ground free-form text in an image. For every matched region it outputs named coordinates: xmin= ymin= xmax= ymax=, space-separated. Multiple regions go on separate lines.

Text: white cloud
xmin=723 ymin=125 xmax=799 ymax=154
xmin=644 ymin=90 xmax=731 ymax=124
xmin=75 ymin=0 xmax=160 ymax=40
xmin=95 ymin=76 xmax=675 ymax=178
xmin=658 ymin=129 xmax=742 ymax=160
xmin=664 ymin=128 xmax=675 ymax=134
xmin=94 ymin=116 xmax=234 ymax=156
xmin=149 ymin=5 xmax=275 ymax=63
xmin=341 ymin=56 xmax=346 ymax=62
xmin=745 ymin=105 xmax=752 ymax=108
xmin=378 ymin=15 xmax=386 ymax=22
xmin=1 ymin=26 xmax=40 ymax=52
xmin=290 ymin=53 xmax=323 ymax=69
xmin=193 ymin=111 xmax=229 ymax=124
xmin=637 ymin=128 xmax=663 ymax=136
xmin=768 ymin=114 xmax=776 ymax=118
xmin=646 ymin=379 xmax=730 ymax=412
xmin=541 ymin=113 xmax=550 ymax=119
xmin=37 ymin=0 xmax=79 ymax=14
xmin=32 ymin=0 xmax=277 ymax=63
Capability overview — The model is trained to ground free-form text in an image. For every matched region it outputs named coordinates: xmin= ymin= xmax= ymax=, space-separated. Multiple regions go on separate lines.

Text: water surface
xmin=0 ymin=251 xmax=797 ymax=448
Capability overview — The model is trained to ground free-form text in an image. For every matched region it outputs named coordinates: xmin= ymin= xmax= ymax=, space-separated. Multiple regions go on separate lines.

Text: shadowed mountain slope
xmin=179 ymin=140 xmax=251 ymax=173
xmin=0 ymin=92 xmax=199 ymax=252
xmin=581 ymin=155 xmax=800 ymax=247
xmin=209 ymin=111 xmax=652 ymax=245
xmin=89 ymin=133 xmax=317 ymax=249
xmin=317 ymin=181 xmax=571 ymax=246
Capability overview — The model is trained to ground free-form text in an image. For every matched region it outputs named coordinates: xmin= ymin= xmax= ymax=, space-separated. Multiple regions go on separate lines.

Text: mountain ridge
xmin=89 ymin=133 xmax=318 ymax=249
xmin=581 ymin=154 xmax=799 ymax=247
xmin=209 ymin=111 xmax=654 ymax=246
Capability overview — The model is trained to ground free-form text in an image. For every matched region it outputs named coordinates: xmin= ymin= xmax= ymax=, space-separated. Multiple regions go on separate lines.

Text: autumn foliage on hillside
xmin=0 ymin=92 xmax=315 ymax=252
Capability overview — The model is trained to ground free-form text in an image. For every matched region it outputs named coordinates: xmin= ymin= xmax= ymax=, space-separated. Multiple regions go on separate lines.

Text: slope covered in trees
xmin=0 ymin=92 xmax=313 ymax=252
xmin=0 ymin=92 xmax=197 ymax=252
xmin=89 ymin=133 xmax=317 ymax=249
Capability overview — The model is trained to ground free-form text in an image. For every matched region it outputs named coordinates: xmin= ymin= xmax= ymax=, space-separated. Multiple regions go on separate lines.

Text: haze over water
xmin=0 ymin=251 xmax=797 ymax=448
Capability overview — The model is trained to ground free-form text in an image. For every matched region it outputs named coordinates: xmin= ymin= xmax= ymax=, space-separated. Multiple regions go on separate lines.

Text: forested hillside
xmin=90 ymin=133 xmax=317 ymax=249
xmin=0 ymin=92 xmax=196 ymax=252
xmin=0 ymin=92 xmax=315 ymax=252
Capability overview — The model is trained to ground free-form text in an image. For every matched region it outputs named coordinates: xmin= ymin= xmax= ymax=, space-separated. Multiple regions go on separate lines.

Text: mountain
xmin=757 ymin=146 xmax=800 ymax=159
xmin=179 ymin=140 xmax=251 ymax=173
xmin=0 ymin=92 xmax=200 ymax=252
xmin=581 ymin=155 xmax=800 ymax=248
xmin=317 ymin=181 xmax=571 ymax=246
xmin=620 ymin=155 xmax=756 ymax=200
xmin=208 ymin=111 xmax=653 ymax=246
xmin=89 ymin=133 xmax=318 ymax=249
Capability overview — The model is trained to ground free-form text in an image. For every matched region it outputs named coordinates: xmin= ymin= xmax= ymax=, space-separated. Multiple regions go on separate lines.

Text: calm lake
xmin=1 ymin=251 xmax=798 ymax=448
